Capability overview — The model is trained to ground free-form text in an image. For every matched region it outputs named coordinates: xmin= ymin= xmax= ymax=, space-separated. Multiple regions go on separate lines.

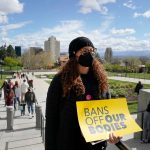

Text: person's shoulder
xmin=49 ymin=73 xmax=62 ymax=88
xmin=51 ymin=73 xmax=61 ymax=82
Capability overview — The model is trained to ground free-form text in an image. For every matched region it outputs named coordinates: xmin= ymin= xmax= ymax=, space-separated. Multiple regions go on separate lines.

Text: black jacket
xmin=146 ymin=101 xmax=150 ymax=112
xmin=134 ymin=83 xmax=143 ymax=94
xmin=45 ymin=73 xmax=108 ymax=150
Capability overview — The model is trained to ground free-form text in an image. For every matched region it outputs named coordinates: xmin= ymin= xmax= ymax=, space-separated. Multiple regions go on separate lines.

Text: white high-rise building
xmin=44 ymin=36 xmax=60 ymax=63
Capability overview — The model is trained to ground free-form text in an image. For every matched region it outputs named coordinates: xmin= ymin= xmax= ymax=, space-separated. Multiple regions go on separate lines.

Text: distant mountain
xmin=113 ymin=50 xmax=150 ymax=57
xmin=99 ymin=50 xmax=150 ymax=58
xmin=60 ymin=52 xmax=68 ymax=55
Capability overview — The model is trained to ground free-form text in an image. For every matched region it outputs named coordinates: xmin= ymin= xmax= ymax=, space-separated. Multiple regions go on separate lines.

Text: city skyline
xmin=0 ymin=0 xmax=150 ymax=53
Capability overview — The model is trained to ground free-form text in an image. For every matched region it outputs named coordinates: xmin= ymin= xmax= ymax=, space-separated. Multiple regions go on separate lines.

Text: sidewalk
xmin=0 ymin=73 xmax=47 ymax=150
xmin=0 ymin=100 xmax=44 ymax=150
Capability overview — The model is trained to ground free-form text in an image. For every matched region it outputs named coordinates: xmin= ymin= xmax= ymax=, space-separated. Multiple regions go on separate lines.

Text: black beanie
xmin=68 ymin=37 xmax=94 ymax=58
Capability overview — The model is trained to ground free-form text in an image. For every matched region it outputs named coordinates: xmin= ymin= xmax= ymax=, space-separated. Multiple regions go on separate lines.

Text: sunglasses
xmin=80 ymin=47 xmax=97 ymax=55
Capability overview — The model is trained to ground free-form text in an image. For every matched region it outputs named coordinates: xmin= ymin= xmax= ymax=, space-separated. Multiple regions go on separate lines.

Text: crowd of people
xmin=0 ymin=72 xmax=36 ymax=118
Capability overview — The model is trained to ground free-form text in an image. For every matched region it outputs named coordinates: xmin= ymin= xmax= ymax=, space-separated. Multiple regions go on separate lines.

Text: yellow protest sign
xmin=76 ymin=98 xmax=142 ymax=142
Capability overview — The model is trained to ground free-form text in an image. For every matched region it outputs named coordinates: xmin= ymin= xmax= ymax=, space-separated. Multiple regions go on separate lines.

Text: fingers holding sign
xmin=108 ymin=133 xmax=122 ymax=144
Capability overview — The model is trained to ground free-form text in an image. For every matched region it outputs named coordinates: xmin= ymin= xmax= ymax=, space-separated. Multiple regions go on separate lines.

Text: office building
xmin=29 ymin=47 xmax=43 ymax=55
xmin=15 ymin=46 xmax=21 ymax=57
xmin=44 ymin=36 xmax=60 ymax=63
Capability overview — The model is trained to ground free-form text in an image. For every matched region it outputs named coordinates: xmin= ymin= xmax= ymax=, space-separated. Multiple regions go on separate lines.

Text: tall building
xmin=104 ymin=47 xmax=113 ymax=63
xmin=44 ymin=36 xmax=60 ymax=63
xmin=15 ymin=46 xmax=21 ymax=57
xmin=29 ymin=47 xmax=43 ymax=55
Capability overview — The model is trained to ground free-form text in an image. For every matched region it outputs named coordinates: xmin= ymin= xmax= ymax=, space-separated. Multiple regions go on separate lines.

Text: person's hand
xmin=108 ymin=133 xmax=122 ymax=144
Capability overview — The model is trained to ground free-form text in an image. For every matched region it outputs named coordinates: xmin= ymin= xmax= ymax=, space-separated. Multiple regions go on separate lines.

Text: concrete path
xmin=108 ymin=76 xmax=150 ymax=84
xmin=0 ymin=73 xmax=49 ymax=150
xmin=0 ymin=100 xmax=44 ymax=150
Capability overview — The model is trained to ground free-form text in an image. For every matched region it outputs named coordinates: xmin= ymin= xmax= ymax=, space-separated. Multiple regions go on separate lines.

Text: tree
xmin=0 ymin=46 xmax=7 ymax=60
xmin=21 ymin=49 xmax=53 ymax=69
xmin=123 ymin=57 xmax=142 ymax=73
xmin=104 ymin=47 xmax=113 ymax=63
xmin=21 ymin=49 xmax=33 ymax=69
xmin=139 ymin=56 xmax=149 ymax=65
xmin=145 ymin=60 xmax=150 ymax=73
xmin=111 ymin=57 xmax=121 ymax=65
xmin=6 ymin=45 xmax=16 ymax=58
xmin=4 ymin=57 xmax=18 ymax=69
xmin=95 ymin=52 xmax=103 ymax=63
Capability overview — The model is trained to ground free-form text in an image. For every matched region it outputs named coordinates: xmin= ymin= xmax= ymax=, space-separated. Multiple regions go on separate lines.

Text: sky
xmin=0 ymin=0 xmax=150 ymax=53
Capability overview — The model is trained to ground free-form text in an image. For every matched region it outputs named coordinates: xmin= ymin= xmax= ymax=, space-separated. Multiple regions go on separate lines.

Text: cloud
xmin=99 ymin=16 xmax=114 ymax=32
xmin=144 ymin=32 xmax=150 ymax=37
xmin=0 ymin=12 xmax=8 ymax=24
xmin=0 ymin=0 xmax=23 ymax=14
xmin=134 ymin=10 xmax=150 ymax=18
xmin=99 ymin=36 xmax=150 ymax=51
xmin=0 ymin=21 xmax=32 ymax=37
xmin=123 ymin=0 xmax=136 ymax=10
xmin=78 ymin=0 xmax=116 ymax=14
xmin=111 ymin=28 xmax=136 ymax=36
xmin=3 ymin=20 xmax=84 ymax=50
xmin=1 ymin=19 xmax=150 ymax=52
xmin=42 ymin=20 xmax=84 ymax=33
xmin=0 ymin=0 xmax=23 ymax=24
xmin=7 ymin=19 xmax=114 ymax=50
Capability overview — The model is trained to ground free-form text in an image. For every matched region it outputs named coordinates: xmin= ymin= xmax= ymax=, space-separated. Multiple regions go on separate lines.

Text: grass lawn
xmin=0 ymin=75 xmax=10 ymax=86
xmin=127 ymin=101 xmax=138 ymax=114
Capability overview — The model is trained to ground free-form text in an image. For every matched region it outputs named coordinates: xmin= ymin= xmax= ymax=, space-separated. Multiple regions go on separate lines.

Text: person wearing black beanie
xmin=45 ymin=36 xmax=121 ymax=150
xmin=68 ymin=37 xmax=95 ymax=58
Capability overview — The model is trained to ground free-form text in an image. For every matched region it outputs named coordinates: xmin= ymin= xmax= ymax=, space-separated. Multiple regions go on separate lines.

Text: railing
xmin=41 ymin=112 xmax=45 ymax=143
xmin=35 ymin=104 xmax=45 ymax=143
xmin=131 ymin=110 xmax=146 ymax=141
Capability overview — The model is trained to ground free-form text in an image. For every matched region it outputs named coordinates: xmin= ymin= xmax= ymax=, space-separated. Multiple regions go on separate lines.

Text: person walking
xmin=8 ymin=79 xmax=14 ymax=89
xmin=25 ymin=87 xmax=36 ymax=118
xmin=45 ymin=37 xmax=121 ymax=150
xmin=13 ymin=81 xmax=21 ymax=110
xmin=21 ymin=79 xmax=29 ymax=101
xmin=0 ymin=80 xmax=9 ymax=106
xmin=6 ymin=87 xmax=14 ymax=106
xmin=20 ymin=100 xmax=26 ymax=116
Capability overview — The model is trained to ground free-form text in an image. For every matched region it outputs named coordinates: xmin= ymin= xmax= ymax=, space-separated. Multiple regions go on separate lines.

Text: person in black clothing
xmin=134 ymin=81 xmax=143 ymax=95
xmin=45 ymin=37 xmax=121 ymax=150
xmin=142 ymin=101 xmax=150 ymax=143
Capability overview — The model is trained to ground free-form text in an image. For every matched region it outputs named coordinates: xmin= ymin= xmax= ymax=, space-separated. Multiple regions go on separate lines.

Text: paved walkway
xmin=0 ymin=100 xmax=44 ymax=150
xmin=108 ymin=76 xmax=150 ymax=84
xmin=0 ymin=73 xmax=49 ymax=150
xmin=0 ymin=72 xmax=150 ymax=150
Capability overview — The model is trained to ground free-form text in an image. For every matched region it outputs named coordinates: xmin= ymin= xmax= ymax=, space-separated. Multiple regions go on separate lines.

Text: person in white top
xmin=13 ymin=81 xmax=21 ymax=110
xmin=21 ymin=79 xmax=29 ymax=101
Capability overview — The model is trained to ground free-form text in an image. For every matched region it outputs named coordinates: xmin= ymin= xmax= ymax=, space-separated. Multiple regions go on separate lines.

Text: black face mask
xmin=78 ymin=52 xmax=94 ymax=67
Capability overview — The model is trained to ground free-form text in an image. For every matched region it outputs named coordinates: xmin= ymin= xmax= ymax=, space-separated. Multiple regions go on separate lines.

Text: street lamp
xmin=125 ymin=61 xmax=128 ymax=77
xmin=0 ymin=59 xmax=4 ymax=79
